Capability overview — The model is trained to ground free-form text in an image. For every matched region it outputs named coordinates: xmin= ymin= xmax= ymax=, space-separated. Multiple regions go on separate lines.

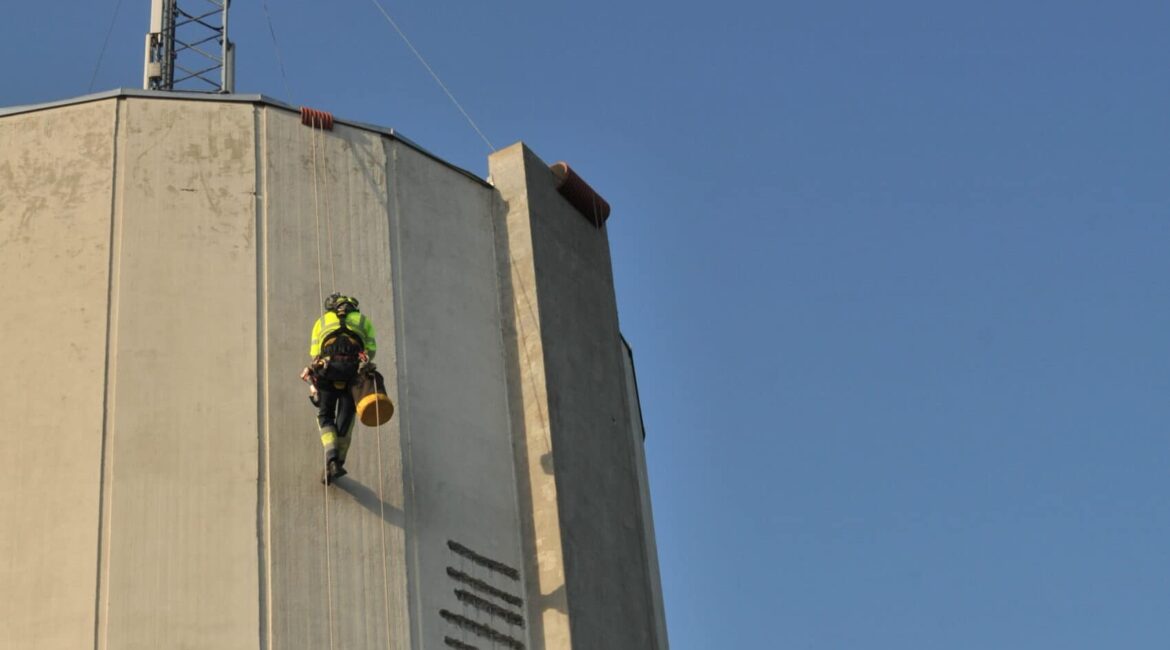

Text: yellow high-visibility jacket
xmin=310 ymin=310 xmax=377 ymax=359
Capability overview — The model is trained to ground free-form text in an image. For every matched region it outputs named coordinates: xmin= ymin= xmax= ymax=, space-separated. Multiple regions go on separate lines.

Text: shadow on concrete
xmin=538 ymin=584 xmax=568 ymax=615
xmin=346 ymin=129 xmax=390 ymax=215
xmin=335 ymin=476 xmax=405 ymax=529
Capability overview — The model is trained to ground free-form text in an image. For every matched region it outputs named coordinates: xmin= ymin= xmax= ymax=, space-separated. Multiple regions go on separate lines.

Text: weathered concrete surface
xmin=261 ymin=106 xmax=410 ymax=650
xmin=0 ymin=100 xmax=116 ymax=650
xmin=100 ymin=97 xmax=261 ymax=650
xmin=1 ymin=91 xmax=665 ymax=650
xmin=490 ymin=143 xmax=666 ymax=649
xmin=389 ymin=140 xmax=530 ymax=650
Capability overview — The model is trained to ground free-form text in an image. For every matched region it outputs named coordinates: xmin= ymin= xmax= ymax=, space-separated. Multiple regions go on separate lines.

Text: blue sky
xmin=5 ymin=1 xmax=1169 ymax=647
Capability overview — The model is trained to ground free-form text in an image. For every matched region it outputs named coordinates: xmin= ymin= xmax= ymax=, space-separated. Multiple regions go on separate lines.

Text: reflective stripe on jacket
xmin=310 ymin=311 xmax=377 ymax=359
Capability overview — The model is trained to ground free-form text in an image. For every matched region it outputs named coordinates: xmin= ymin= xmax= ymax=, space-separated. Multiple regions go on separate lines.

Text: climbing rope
xmin=307 ymin=112 xmax=338 ymax=650
xmin=316 ymin=122 xmax=337 ymax=292
xmin=306 ymin=108 xmax=396 ymax=650
xmin=311 ymin=121 xmax=326 ymax=310
xmin=257 ymin=0 xmax=495 ymax=161
xmin=365 ymin=0 xmax=496 ymax=152
xmin=89 ymin=0 xmax=126 ymax=92
xmin=261 ymin=0 xmax=293 ymax=99
xmin=372 ymin=381 xmax=394 ymax=647
xmin=323 ymin=450 xmax=337 ymax=650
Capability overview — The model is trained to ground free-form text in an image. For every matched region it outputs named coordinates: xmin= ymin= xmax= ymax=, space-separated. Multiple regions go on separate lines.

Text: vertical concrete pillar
xmin=491 ymin=143 xmax=665 ymax=649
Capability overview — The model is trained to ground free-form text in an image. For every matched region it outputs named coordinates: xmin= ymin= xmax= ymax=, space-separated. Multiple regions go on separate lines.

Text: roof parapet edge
xmin=0 ymin=88 xmax=489 ymax=188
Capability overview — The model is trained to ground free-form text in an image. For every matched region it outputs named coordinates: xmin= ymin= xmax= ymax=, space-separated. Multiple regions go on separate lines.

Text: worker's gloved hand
xmin=299 ymin=366 xmax=313 ymax=383
xmin=358 ymin=352 xmax=375 ymax=375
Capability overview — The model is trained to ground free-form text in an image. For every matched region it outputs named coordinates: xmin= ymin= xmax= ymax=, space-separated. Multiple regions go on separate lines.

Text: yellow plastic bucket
xmin=353 ymin=370 xmax=394 ymax=427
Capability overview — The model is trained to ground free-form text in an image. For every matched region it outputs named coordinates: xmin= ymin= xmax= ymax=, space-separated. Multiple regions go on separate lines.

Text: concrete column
xmin=490 ymin=143 xmax=664 ymax=650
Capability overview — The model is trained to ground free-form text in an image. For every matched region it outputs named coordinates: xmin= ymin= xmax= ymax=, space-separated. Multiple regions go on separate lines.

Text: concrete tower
xmin=0 ymin=91 xmax=667 ymax=650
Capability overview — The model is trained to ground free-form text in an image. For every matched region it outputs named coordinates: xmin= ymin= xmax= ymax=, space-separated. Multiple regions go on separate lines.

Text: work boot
xmin=324 ymin=458 xmax=347 ymax=485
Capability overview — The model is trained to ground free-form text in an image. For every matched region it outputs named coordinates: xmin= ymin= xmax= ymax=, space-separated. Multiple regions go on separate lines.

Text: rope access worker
xmin=300 ymin=292 xmax=377 ymax=484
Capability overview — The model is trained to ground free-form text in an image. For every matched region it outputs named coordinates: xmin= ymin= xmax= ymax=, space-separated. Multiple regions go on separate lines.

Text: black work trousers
xmin=316 ymin=380 xmax=355 ymax=461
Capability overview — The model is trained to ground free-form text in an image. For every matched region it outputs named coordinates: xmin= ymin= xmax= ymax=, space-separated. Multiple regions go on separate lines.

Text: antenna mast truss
xmin=144 ymin=0 xmax=235 ymax=93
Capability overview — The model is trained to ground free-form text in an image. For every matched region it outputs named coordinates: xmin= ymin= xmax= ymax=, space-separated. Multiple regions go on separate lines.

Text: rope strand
xmin=373 ymin=387 xmax=394 ymax=649
xmin=261 ymin=0 xmax=294 ymax=99
xmin=366 ymin=0 xmax=496 ymax=152
xmin=310 ymin=109 xmax=396 ymax=650
xmin=320 ymin=128 xmax=337 ymax=292
xmin=323 ymin=451 xmax=337 ymax=650
xmin=312 ymin=124 xmax=325 ymax=310
xmin=309 ymin=116 xmax=337 ymax=650
xmin=89 ymin=0 xmax=126 ymax=92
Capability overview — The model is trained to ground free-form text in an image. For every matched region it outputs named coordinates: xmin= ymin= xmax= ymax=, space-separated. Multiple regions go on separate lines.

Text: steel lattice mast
xmin=144 ymin=0 xmax=235 ymax=92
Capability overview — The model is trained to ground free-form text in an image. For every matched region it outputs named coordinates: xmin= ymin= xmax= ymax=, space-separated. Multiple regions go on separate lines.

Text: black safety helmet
xmin=324 ymin=292 xmax=359 ymax=312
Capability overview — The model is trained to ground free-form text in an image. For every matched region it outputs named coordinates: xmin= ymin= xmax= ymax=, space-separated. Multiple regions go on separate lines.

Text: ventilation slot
xmin=443 ymin=539 xmax=528 ymax=650
xmin=447 ymin=567 xmax=524 ymax=607
xmin=447 ymin=540 xmax=520 ymax=580
xmin=439 ymin=610 xmax=524 ymax=650
xmin=456 ymin=589 xmax=525 ymax=626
